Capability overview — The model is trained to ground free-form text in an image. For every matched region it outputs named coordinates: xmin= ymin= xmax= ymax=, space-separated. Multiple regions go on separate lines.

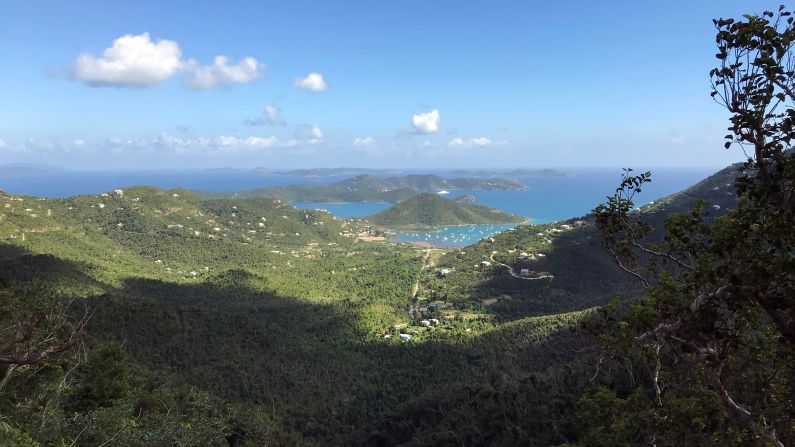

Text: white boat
xmin=436 ymin=190 xmax=450 ymax=195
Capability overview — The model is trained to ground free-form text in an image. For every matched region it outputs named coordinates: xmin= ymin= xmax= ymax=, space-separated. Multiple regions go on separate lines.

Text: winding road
xmin=488 ymin=251 xmax=554 ymax=281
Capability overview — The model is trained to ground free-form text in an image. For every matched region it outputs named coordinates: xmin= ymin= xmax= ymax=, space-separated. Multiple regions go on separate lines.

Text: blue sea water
xmin=0 ymin=170 xmax=345 ymax=198
xmin=392 ymin=224 xmax=520 ymax=248
xmin=1 ymin=166 xmax=719 ymax=246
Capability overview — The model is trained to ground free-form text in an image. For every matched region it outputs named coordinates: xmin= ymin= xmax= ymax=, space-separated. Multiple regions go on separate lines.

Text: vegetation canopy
xmin=591 ymin=6 xmax=795 ymax=446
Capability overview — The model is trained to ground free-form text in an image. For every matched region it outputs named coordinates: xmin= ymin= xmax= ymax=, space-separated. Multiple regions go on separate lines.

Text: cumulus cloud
xmin=70 ymin=32 xmax=264 ymax=90
xmin=448 ymin=137 xmax=508 ymax=148
xmin=353 ymin=136 xmax=376 ymax=147
xmin=411 ymin=109 xmax=440 ymax=134
xmin=245 ymin=104 xmax=285 ymax=126
xmin=72 ymin=33 xmax=182 ymax=87
xmin=182 ymin=56 xmax=265 ymax=90
xmin=293 ymin=72 xmax=328 ymax=92
xmin=295 ymin=125 xmax=325 ymax=144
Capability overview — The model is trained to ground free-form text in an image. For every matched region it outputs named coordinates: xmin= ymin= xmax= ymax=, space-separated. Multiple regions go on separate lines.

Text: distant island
xmin=275 ymin=167 xmax=404 ymax=177
xmin=367 ymin=192 xmax=527 ymax=230
xmin=449 ymin=168 xmax=571 ymax=177
xmin=200 ymin=174 xmax=528 ymax=203
xmin=453 ymin=194 xmax=477 ymax=203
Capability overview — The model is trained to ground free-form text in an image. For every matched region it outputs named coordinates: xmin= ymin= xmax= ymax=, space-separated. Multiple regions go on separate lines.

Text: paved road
xmin=489 ymin=251 xmax=554 ymax=281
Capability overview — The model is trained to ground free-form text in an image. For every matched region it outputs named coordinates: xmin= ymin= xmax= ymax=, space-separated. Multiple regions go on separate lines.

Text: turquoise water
xmin=392 ymin=224 xmax=521 ymax=247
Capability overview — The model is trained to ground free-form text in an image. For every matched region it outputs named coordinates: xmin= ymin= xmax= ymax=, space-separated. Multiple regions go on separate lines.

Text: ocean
xmin=1 ymin=167 xmax=718 ymax=247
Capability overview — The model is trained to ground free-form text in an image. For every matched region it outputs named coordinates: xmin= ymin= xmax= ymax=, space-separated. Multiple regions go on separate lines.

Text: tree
xmin=0 ymin=285 xmax=88 ymax=389
xmin=591 ymin=6 xmax=795 ymax=446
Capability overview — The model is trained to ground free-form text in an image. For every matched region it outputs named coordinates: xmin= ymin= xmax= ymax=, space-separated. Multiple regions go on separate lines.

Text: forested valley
xmin=2 ymin=6 xmax=795 ymax=447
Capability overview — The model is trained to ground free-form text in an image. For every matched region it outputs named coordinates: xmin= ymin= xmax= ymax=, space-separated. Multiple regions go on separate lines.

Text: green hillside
xmin=0 ymin=164 xmax=761 ymax=446
xmin=368 ymin=192 xmax=527 ymax=229
xmin=200 ymin=174 xmax=526 ymax=202
xmin=0 ymin=185 xmax=589 ymax=445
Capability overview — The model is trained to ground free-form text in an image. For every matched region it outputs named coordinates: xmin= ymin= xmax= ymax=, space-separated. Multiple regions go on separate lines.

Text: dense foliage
xmin=368 ymin=192 xmax=526 ymax=229
xmin=0 ymin=184 xmax=598 ymax=445
xmin=589 ymin=7 xmax=795 ymax=446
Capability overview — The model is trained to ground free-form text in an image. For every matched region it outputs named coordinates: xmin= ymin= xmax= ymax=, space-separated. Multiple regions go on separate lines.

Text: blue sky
xmin=0 ymin=1 xmax=780 ymax=170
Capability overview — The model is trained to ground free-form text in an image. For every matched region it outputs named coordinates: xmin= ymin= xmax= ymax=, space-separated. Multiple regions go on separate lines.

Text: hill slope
xmin=0 ymin=165 xmax=745 ymax=445
xmin=368 ymin=193 xmax=527 ymax=228
xmin=0 ymin=185 xmax=585 ymax=445
xmin=412 ymin=163 xmax=743 ymax=320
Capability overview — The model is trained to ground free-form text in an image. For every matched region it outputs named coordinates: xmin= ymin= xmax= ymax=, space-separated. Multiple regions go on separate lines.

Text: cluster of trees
xmin=589 ymin=7 xmax=795 ymax=445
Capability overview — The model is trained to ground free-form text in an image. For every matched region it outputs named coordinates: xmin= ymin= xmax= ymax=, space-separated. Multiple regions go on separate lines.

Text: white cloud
xmin=353 ymin=136 xmax=376 ymax=147
xmin=419 ymin=140 xmax=436 ymax=148
xmin=0 ymin=139 xmax=6 ymax=148
xmin=295 ymin=125 xmax=325 ymax=144
xmin=71 ymin=32 xmax=264 ymax=90
xmin=103 ymin=132 xmax=287 ymax=154
xmin=411 ymin=109 xmax=440 ymax=134
xmin=72 ymin=33 xmax=182 ymax=87
xmin=448 ymin=137 xmax=508 ymax=148
xmin=264 ymin=105 xmax=285 ymax=125
xmin=246 ymin=104 xmax=285 ymax=126
xmin=182 ymin=56 xmax=265 ymax=90
xmin=293 ymin=72 xmax=328 ymax=92
xmin=241 ymin=136 xmax=279 ymax=148
xmin=72 ymin=139 xmax=85 ymax=146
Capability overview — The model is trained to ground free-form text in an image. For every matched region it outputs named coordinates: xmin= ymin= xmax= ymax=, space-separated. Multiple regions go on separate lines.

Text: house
xmin=438 ymin=268 xmax=451 ymax=277
xmin=420 ymin=320 xmax=431 ymax=327
xmin=518 ymin=252 xmax=529 ymax=260
xmin=113 ymin=189 xmax=124 ymax=197
xmin=480 ymin=261 xmax=491 ymax=267
xmin=520 ymin=268 xmax=530 ymax=276
xmin=429 ymin=318 xmax=440 ymax=326
xmin=399 ymin=334 xmax=412 ymax=342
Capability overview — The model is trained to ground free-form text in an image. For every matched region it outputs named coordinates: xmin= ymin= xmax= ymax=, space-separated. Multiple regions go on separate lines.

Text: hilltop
xmin=200 ymin=173 xmax=527 ymax=202
xmin=368 ymin=192 xmax=527 ymax=229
